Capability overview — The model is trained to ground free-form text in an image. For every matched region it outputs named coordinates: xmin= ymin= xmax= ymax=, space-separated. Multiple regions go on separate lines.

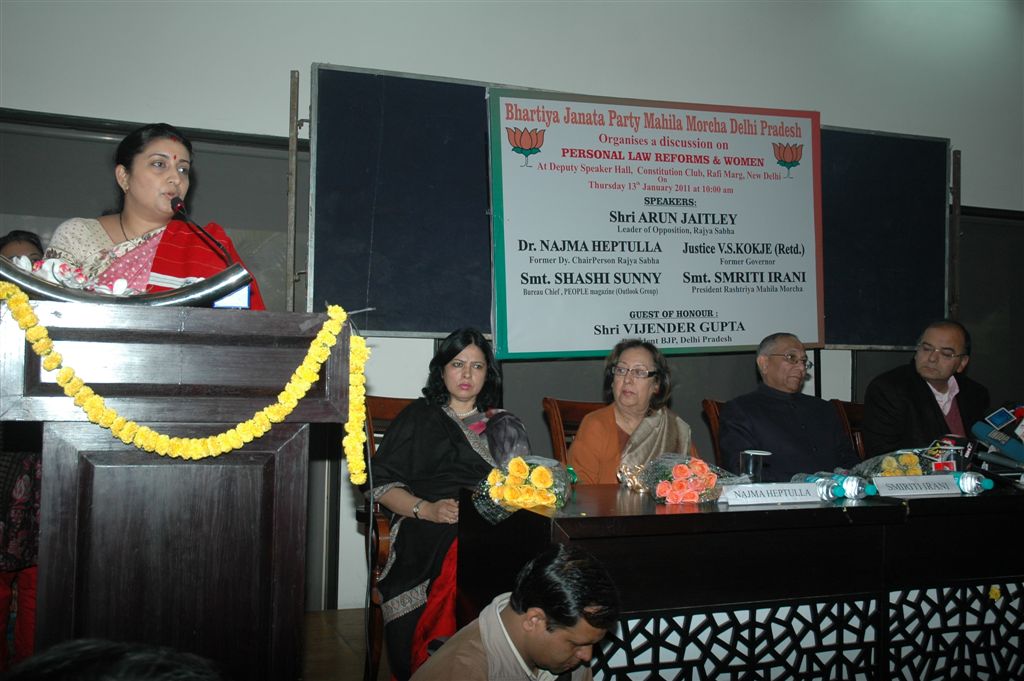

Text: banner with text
xmin=489 ymin=90 xmax=823 ymax=359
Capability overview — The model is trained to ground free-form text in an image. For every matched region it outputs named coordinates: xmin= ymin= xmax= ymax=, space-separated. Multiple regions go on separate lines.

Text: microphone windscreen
xmin=170 ymin=196 xmax=186 ymax=216
xmin=971 ymin=421 xmax=1024 ymax=463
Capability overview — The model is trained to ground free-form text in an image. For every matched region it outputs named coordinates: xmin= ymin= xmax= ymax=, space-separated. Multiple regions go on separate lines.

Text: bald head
xmin=756 ymin=333 xmax=809 ymax=393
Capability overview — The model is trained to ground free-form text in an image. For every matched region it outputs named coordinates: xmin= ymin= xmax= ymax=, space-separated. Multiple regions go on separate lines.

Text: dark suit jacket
xmin=720 ymin=383 xmax=860 ymax=482
xmin=862 ymin=361 xmax=990 ymax=457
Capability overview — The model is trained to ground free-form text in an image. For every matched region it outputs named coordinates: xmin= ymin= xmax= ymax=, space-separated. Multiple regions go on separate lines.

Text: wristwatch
xmin=411 ymin=499 xmax=424 ymax=519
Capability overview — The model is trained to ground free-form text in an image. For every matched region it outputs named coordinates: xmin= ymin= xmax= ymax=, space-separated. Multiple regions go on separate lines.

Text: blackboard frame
xmin=309 ymin=64 xmax=948 ymax=348
xmin=819 ymin=126 xmax=949 ymax=348
xmin=308 ymin=64 xmax=492 ymax=336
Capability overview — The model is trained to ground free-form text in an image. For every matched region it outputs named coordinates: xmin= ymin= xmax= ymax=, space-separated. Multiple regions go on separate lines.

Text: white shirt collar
xmin=496 ymin=595 xmax=557 ymax=681
xmin=926 ymin=374 xmax=960 ymax=415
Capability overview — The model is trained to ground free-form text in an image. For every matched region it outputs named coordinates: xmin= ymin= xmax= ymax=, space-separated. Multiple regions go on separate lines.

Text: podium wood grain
xmin=1 ymin=302 xmax=349 ymax=681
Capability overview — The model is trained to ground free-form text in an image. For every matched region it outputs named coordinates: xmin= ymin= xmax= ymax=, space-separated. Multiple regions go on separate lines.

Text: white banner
xmin=489 ymin=90 xmax=822 ymax=359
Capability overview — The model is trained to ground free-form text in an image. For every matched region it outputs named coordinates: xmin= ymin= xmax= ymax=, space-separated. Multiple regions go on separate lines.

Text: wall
xmin=2 ymin=0 xmax=1021 ymax=608
xmin=2 ymin=1 xmax=1021 ymax=209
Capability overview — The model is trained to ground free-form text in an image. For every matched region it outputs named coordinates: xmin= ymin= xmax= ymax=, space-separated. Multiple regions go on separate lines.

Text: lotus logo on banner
xmin=506 ymin=127 xmax=545 ymax=167
xmin=772 ymin=143 xmax=804 ymax=178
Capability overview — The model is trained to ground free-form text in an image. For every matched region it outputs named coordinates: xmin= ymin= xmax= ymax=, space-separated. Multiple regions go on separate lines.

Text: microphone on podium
xmin=170 ymin=197 xmax=234 ymax=266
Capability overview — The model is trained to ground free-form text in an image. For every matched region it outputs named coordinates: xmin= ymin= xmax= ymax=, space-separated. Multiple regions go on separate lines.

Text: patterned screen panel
xmin=889 ymin=582 xmax=1023 ymax=680
xmin=592 ymin=581 xmax=1023 ymax=680
xmin=596 ymin=598 xmax=879 ymax=681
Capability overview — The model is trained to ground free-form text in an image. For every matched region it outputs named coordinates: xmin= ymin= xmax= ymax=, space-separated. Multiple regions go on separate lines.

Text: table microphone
xmin=170 ymin=197 xmax=234 ymax=266
xmin=971 ymin=421 xmax=1024 ymax=464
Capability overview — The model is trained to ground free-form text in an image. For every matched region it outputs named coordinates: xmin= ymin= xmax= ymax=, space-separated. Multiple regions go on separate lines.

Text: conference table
xmin=457 ymin=481 xmax=1024 ymax=680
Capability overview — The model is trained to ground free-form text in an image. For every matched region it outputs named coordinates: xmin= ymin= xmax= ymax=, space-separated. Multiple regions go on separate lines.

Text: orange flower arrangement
xmin=642 ymin=455 xmax=724 ymax=504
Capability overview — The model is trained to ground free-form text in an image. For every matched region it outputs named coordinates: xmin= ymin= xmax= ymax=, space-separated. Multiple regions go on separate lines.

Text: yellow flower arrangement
xmin=877 ymin=452 xmax=924 ymax=477
xmin=486 ymin=468 xmax=505 ymax=487
xmin=535 ymin=489 xmax=557 ymax=506
xmin=507 ymin=456 xmax=530 ymax=479
xmin=503 ymin=484 xmax=527 ymax=506
xmin=484 ymin=456 xmax=566 ymax=512
xmin=529 ymin=465 xmax=554 ymax=489
xmin=0 ymin=282 xmax=370 ymax=484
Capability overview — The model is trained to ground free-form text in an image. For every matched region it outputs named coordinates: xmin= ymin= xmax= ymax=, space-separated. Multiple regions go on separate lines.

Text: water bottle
xmin=811 ymin=473 xmax=843 ymax=499
xmin=952 ymin=471 xmax=994 ymax=495
xmin=832 ymin=473 xmax=878 ymax=499
xmin=793 ymin=473 xmax=845 ymax=501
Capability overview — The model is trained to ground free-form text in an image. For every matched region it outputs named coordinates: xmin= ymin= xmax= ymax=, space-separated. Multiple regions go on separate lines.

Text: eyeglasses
xmin=916 ymin=342 xmax=964 ymax=360
xmin=611 ymin=365 xmax=659 ymax=379
xmin=767 ymin=353 xmax=814 ymax=369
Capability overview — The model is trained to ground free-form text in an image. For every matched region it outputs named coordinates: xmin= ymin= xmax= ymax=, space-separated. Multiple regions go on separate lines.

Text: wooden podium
xmin=0 ymin=301 xmax=349 ymax=681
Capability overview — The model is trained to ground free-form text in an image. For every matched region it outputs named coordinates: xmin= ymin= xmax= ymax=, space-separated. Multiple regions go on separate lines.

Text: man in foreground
xmin=411 ymin=544 xmax=620 ymax=681
xmin=863 ymin=320 xmax=989 ymax=456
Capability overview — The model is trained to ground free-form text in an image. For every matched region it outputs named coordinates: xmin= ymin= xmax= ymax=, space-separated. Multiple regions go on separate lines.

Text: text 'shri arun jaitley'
xmin=489 ymin=90 xmax=823 ymax=359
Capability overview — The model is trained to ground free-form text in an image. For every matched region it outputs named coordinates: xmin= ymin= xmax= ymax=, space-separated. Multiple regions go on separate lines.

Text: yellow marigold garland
xmin=0 ymin=282 xmax=370 ymax=484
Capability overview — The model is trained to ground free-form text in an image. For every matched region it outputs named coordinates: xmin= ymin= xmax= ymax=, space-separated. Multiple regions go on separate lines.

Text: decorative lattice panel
xmin=888 ymin=582 xmax=1023 ymax=680
xmin=595 ymin=598 xmax=879 ymax=681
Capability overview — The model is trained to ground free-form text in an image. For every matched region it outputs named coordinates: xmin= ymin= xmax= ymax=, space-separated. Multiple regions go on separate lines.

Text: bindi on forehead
xmin=148 ymin=151 xmax=190 ymax=164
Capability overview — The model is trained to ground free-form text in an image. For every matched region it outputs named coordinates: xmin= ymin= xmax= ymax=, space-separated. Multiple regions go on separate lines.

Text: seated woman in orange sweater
xmin=569 ymin=339 xmax=694 ymax=484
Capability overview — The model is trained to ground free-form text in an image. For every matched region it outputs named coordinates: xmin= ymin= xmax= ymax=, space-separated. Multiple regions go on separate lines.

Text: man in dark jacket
xmin=863 ymin=320 xmax=989 ymax=456
xmin=719 ymin=332 xmax=860 ymax=482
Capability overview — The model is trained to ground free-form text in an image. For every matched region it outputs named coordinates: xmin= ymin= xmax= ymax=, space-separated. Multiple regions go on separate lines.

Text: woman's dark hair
xmin=422 ymin=328 xmax=501 ymax=410
xmin=508 ymin=544 xmax=620 ymax=631
xmin=113 ymin=123 xmax=194 ymax=212
xmin=0 ymin=229 xmax=44 ymax=256
xmin=602 ymin=338 xmax=672 ymax=410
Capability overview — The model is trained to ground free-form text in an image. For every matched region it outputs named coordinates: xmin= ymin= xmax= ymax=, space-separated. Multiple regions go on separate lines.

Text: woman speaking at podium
xmin=44 ymin=123 xmax=265 ymax=309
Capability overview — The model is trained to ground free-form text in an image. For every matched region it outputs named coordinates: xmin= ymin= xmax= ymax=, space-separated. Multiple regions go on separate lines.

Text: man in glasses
xmin=720 ymin=332 xmax=859 ymax=481
xmin=862 ymin=320 xmax=989 ymax=457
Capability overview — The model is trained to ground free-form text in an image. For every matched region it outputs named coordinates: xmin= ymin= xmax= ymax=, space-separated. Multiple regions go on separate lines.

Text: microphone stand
xmin=170 ymin=197 xmax=234 ymax=266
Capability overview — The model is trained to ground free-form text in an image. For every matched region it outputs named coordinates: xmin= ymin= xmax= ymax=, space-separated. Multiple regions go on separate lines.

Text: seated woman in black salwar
xmin=369 ymin=328 xmax=520 ymax=680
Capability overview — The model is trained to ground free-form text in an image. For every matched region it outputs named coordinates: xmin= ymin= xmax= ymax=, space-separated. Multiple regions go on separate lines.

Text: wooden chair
xmin=831 ymin=399 xmax=867 ymax=460
xmin=360 ymin=395 xmax=414 ymax=681
xmin=701 ymin=399 xmax=727 ymax=468
xmin=541 ymin=397 xmax=605 ymax=468
xmin=543 ymin=397 xmax=703 ymax=469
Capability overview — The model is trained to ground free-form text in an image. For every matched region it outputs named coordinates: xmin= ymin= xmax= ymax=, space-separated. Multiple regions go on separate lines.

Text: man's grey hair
xmin=757 ymin=332 xmax=800 ymax=357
